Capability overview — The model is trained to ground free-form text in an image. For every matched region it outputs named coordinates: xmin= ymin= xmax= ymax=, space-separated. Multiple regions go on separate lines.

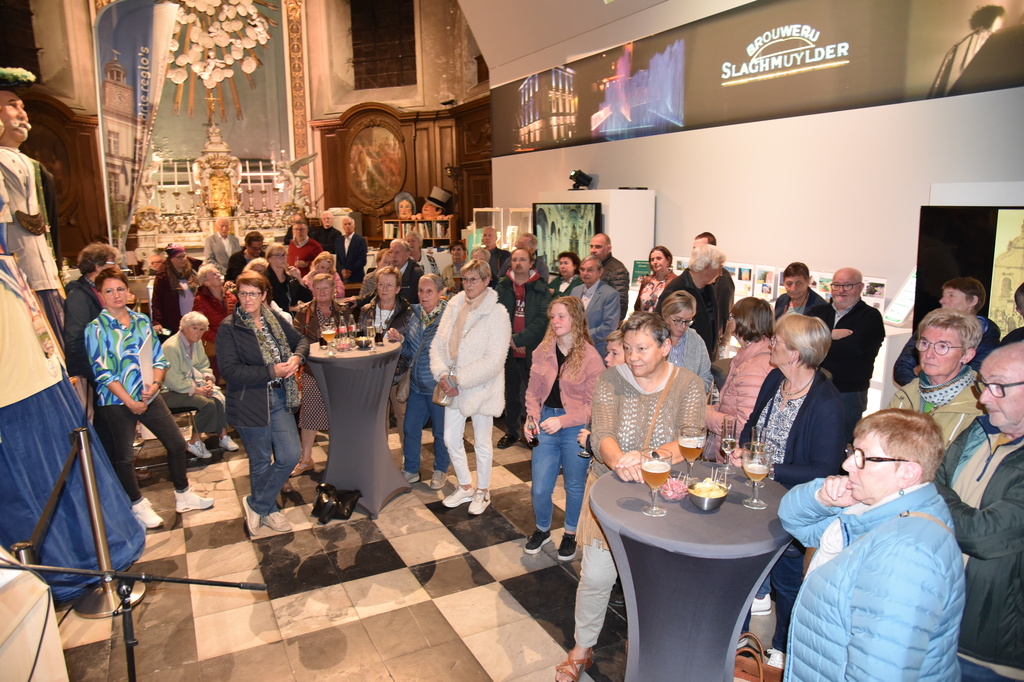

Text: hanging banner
xmin=94 ymin=0 xmax=178 ymax=253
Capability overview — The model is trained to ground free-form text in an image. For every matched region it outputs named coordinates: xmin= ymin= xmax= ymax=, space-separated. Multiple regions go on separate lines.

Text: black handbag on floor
xmin=312 ymin=483 xmax=361 ymax=524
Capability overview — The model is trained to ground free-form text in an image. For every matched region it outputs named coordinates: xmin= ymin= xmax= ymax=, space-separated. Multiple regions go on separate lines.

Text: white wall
xmin=494 ymin=85 xmax=1024 ymax=297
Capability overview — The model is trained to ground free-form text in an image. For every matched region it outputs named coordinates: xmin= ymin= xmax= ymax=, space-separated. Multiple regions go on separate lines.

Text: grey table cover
xmin=306 ymin=341 xmax=409 ymax=518
xmin=590 ymin=461 xmax=792 ymax=681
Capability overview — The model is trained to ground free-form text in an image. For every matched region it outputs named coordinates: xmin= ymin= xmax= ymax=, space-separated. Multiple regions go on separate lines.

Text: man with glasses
xmin=934 ymin=342 xmax=1024 ymax=681
xmin=287 ymin=218 xmax=322 ymax=278
xmin=570 ymin=256 xmax=620 ymax=357
xmin=808 ymin=267 xmax=885 ymax=442
xmin=225 ymin=231 xmax=265 ymax=282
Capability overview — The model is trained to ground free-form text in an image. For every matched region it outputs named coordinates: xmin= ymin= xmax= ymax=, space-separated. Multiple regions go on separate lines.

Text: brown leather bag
xmin=735 ymin=633 xmax=782 ymax=682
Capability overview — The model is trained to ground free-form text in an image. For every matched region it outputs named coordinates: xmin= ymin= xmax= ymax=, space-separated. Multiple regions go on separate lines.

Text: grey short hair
xmin=180 ymin=311 xmax=210 ymax=330
xmin=390 ymin=238 xmax=410 ymax=253
xmin=580 ymin=255 xmax=604 ymax=271
xmin=689 ymin=244 xmax=726 ymax=272
xmin=420 ymin=273 xmax=443 ymax=291
xmin=196 ymin=263 xmax=221 ymax=286
xmin=519 ymin=233 xmax=538 ymax=249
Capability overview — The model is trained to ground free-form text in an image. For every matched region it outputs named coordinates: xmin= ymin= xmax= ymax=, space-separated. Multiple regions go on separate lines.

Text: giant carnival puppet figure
xmin=0 ymin=67 xmax=65 ymax=349
xmin=0 ymin=68 xmax=144 ymax=601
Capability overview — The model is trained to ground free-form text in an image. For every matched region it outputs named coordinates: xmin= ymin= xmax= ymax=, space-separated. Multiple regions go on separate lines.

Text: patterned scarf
xmin=237 ymin=304 xmax=300 ymax=410
xmin=422 ymin=298 xmax=446 ymax=327
xmin=919 ymin=363 xmax=976 ymax=411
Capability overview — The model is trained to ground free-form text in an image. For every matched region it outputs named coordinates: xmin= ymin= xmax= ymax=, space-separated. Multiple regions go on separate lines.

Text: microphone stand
xmin=0 ymin=560 xmax=265 ymax=682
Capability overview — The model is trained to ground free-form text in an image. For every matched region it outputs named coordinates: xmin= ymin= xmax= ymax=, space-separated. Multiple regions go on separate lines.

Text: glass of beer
xmin=366 ymin=325 xmax=377 ymax=353
xmin=720 ymin=416 xmax=738 ymax=474
xmin=742 ymin=448 xmax=770 ymax=510
xmin=321 ymin=321 xmax=337 ymax=356
xmin=678 ymin=426 xmax=706 ymax=484
xmin=641 ymin=451 xmax=672 ymax=517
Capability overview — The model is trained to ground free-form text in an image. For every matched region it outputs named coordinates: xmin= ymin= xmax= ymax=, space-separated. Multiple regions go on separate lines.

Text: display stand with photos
xmin=471 ymin=207 xmax=533 ymax=250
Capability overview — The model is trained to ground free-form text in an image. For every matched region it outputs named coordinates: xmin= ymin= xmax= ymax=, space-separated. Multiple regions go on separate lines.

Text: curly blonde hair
xmin=538 ymin=297 xmax=594 ymax=381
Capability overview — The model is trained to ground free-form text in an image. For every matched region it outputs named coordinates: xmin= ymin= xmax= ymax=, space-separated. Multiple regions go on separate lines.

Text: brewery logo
xmin=721 ymin=24 xmax=850 ymax=86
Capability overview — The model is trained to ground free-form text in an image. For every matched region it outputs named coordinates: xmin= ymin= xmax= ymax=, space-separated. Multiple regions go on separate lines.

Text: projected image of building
xmin=516 ymin=66 xmax=578 ymax=151
xmin=591 ymin=40 xmax=685 ymax=140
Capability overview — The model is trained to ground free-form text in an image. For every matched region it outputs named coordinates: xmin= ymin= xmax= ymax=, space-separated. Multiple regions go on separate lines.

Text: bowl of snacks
xmin=687 ymin=478 xmax=729 ymax=511
xmin=659 ymin=471 xmax=689 ymax=501
xmin=355 ymin=336 xmax=373 ymax=349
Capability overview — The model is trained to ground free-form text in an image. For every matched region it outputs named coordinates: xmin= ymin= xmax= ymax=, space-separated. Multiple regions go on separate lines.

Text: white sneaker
xmin=468 ymin=489 xmax=490 ymax=515
xmin=443 ymin=486 xmax=475 ymax=508
xmin=187 ymin=441 xmax=212 ymax=459
xmin=403 ymin=470 xmax=421 ymax=484
xmin=175 ymin=487 xmax=215 ymax=513
xmin=242 ymin=496 xmax=263 ymax=537
xmin=132 ymin=497 xmax=164 ymax=529
xmin=766 ymin=649 xmax=786 ymax=669
xmin=218 ymin=435 xmax=239 ymax=452
xmin=430 ymin=470 xmax=447 ymax=490
xmin=263 ymin=509 xmax=293 ymax=533
xmin=751 ymin=594 xmax=772 ymax=615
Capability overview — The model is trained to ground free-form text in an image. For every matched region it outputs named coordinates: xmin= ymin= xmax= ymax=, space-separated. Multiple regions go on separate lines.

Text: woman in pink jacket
xmin=705 ymin=297 xmax=774 ymax=461
xmin=523 ymin=297 xmax=606 ymax=562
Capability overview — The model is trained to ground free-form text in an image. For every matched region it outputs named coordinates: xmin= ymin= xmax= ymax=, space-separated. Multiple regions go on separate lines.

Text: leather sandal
xmin=290 ymin=461 xmax=314 ymax=477
xmin=554 ymin=651 xmax=593 ymax=682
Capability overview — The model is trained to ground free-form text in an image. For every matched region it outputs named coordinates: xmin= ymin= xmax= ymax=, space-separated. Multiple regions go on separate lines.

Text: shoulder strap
xmin=899 ymin=510 xmax=954 ymax=536
xmin=642 ymin=366 xmax=679 ymax=450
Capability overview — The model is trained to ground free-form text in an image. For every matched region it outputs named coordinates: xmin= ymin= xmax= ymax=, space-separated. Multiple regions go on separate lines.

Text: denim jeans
xmin=402 ymin=388 xmax=450 ymax=475
xmin=234 ymin=387 xmax=301 ymax=516
xmin=837 ymin=389 xmax=868 ymax=445
xmin=959 ymin=657 xmax=1016 ymax=681
xmin=530 ymin=406 xmax=587 ymax=533
xmin=98 ymin=394 xmax=190 ymax=502
xmin=770 ymin=541 xmax=806 ymax=652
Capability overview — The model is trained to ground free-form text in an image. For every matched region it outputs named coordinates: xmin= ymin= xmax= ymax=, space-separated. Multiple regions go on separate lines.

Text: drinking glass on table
xmin=678 ymin=426 xmax=706 ymax=484
xmin=321 ymin=321 xmax=337 ymax=356
xmin=741 ymin=449 xmax=770 ymax=510
xmin=640 ymin=451 xmax=672 ymax=517
xmin=366 ymin=324 xmax=377 ymax=353
xmin=720 ymin=415 xmax=738 ymax=474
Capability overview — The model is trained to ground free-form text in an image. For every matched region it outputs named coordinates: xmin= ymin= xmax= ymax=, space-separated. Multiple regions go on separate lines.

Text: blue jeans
xmin=530 ymin=406 xmax=587 ymax=533
xmin=402 ymin=388 xmax=450 ymax=474
xmin=770 ymin=542 xmax=806 ymax=652
xmin=838 ymin=389 xmax=868 ymax=445
xmin=234 ymin=387 xmax=301 ymax=516
xmin=960 ymin=657 xmax=1016 ymax=681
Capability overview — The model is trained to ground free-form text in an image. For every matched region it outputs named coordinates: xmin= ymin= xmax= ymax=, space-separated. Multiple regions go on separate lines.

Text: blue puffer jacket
xmin=780 ymin=480 xmax=965 ymax=682
xmin=401 ymin=301 xmax=446 ymax=394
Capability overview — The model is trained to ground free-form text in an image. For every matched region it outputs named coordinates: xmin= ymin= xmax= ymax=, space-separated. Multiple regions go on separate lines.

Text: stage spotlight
xmin=569 ymin=169 xmax=593 ymax=190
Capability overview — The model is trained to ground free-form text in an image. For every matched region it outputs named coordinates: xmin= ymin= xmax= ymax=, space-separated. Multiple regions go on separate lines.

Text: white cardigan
xmin=430 ymin=288 xmax=511 ymax=417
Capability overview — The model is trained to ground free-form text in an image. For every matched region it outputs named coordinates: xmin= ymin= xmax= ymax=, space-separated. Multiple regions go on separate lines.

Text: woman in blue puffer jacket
xmin=779 ymin=409 xmax=965 ymax=681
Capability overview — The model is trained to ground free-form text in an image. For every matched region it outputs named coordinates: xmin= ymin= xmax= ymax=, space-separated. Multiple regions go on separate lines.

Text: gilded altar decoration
xmin=192 ymin=123 xmax=242 ymax=217
xmin=164 ymin=0 xmax=278 ymax=119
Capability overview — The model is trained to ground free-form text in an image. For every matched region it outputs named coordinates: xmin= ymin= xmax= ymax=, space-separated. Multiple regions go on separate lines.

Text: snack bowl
xmin=659 ymin=472 xmax=689 ymax=501
xmin=354 ymin=336 xmax=373 ymax=349
xmin=687 ymin=479 xmax=729 ymax=511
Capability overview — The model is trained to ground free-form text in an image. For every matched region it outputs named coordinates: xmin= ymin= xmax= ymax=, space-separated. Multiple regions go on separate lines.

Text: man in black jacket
xmin=482 ymin=226 xmax=510 ymax=289
xmin=655 ymin=243 xmax=726 ymax=360
xmin=335 ymin=213 xmax=368 ymax=283
xmin=496 ymin=248 xmax=552 ymax=448
xmin=808 ymin=267 xmax=885 ymax=443
xmin=389 ymin=238 xmax=422 ymax=304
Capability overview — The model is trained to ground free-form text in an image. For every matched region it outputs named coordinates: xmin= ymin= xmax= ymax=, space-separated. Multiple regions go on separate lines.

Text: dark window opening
xmin=351 ymin=0 xmax=417 ymax=90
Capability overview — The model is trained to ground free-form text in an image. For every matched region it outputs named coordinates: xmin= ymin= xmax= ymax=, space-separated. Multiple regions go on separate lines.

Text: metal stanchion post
xmin=73 ymin=427 xmax=145 ymax=617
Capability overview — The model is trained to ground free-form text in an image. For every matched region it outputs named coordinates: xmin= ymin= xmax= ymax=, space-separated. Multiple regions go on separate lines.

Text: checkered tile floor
xmin=57 ymin=423 xmax=631 ymax=681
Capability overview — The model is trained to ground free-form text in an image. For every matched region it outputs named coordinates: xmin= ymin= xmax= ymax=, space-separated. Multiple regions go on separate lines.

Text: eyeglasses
xmin=769 ymin=336 xmax=782 ymax=348
xmin=974 ymin=378 xmax=1024 ymax=398
xmin=101 ymin=287 xmax=128 ymax=295
xmin=668 ymin=316 xmax=694 ymax=327
xmin=237 ymin=291 xmax=263 ymax=299
xmin=916 ymin=339 xmax=962 ymax=356
xmin=830 ymin=282 xmax=862 ymax=291
xmin=463 ymin=276 xmax=484 ymax=285
xmin=845 ymin=444 xmax=908 ymax=469
xmin=270 ymin=253 xmax=286 ymax=259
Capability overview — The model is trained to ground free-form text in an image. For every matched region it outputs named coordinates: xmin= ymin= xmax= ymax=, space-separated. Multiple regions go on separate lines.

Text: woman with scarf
xmin=888 ymin=309 xmax=983 ymax=445
xmin=399 ymin=274 xmax=451 ymax=489
xmin=634 ymin=246 xmax=676 ymax=313
xmin=151 ymin=243 xmax=200 ymax=335
xmin=359 ymin=265 xmax=414 ymax=439
xmin=290 ymin=273 xmax=347 ymax=477
xmin=217 ymin=270 xmax=309 ymax=538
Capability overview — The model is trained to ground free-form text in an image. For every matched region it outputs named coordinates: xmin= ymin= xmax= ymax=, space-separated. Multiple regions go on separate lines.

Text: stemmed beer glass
xmin=640 ymin=451 xmax=672 ymax=517
xmin=741 ymin=448 xmax=770 ymax=510
xmin=678 ymin=426 xmax=706 ymax=484
xmin=321 ymin=321 xmax=337 ymax=357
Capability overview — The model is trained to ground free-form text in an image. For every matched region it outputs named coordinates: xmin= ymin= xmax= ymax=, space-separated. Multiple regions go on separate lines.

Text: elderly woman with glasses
xmin=660 ymin=290 xmax=712 ymax=391
xmin=264 ymin=243 xmax=312 ymax=314
xmin=161 ymin=311 xmax=238 ymax=459
xmin=780 ymin=409 xmax=965 ymax=681
xmin=729 ymin=313 xmax=847 ymax=667
xmin=889 ymin=309 xmax=983 ymax=444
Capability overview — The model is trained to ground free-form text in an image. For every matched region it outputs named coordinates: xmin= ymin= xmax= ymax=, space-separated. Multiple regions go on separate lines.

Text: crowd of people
xmin=59 ymin=213 xmax=1024 ymax=682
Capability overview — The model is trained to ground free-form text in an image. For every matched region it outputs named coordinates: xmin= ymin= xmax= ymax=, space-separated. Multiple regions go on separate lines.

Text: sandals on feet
xmin=554 ymin=651 xmax=593 ymax=682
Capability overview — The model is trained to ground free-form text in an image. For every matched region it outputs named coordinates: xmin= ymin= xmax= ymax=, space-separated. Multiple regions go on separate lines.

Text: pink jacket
xmin=705 ymin=337 xmax=773 ymax=460
xmin=525 ymin=339 xmax=606 ymax=428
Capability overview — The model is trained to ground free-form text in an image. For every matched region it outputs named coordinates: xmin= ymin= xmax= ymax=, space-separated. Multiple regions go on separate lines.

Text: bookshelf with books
xmin=381 ymin=218 xmax=455 ymax=248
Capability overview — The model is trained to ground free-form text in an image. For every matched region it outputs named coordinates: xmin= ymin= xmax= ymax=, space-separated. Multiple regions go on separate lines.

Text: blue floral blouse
xmin=85 ymin=309 xmax=168 ymax=406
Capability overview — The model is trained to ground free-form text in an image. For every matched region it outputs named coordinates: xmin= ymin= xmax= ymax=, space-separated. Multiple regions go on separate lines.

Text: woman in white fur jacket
xmin=431 ymin=258 xmax=512 ymax=515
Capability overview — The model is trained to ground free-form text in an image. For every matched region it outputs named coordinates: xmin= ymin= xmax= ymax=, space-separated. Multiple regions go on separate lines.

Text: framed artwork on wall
xmin=345 ymin=116 xmax=407 ymax=215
